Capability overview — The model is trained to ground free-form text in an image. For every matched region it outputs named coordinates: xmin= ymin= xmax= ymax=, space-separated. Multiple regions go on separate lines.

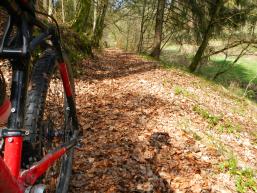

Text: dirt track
xmin=69 ymin=49 xmax=257 ymax=193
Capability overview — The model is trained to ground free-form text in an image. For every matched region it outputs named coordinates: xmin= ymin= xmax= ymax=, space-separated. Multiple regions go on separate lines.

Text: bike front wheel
xmin=24 ymin=50 xmax=76 ymax=193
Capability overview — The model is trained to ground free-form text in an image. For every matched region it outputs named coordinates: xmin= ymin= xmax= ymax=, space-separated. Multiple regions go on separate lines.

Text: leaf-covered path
xmin=70 ymin=49 xmax=257 ymax=193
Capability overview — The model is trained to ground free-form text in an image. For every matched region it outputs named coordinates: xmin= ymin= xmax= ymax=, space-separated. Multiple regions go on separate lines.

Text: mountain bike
xmin=0 ymin=0 xmax=81 ymax=192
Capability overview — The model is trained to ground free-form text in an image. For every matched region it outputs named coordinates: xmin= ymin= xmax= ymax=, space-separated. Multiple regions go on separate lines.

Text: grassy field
xmin=205 ymin=56 xmax=257 ymax=84
xmin=161 ymin=45 xmax=257 ymax=101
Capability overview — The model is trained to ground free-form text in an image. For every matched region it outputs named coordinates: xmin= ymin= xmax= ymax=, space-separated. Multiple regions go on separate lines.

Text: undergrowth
xmin=193 ymin=105 xmax=221 ymax=126
xmin=174 ymin=86 xmax=190 ymax=96
xmin=220 ymin=156 xmax=257 ymax=193
xmin=218 ymin=121 xmax=242 ymax=134
xmin=61 ymin=27 xmax=92 ymax=65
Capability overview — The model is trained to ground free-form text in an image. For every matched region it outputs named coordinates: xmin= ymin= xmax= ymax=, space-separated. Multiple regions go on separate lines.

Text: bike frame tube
xmin=19 ymin=147 xmax=67 ymax=185
xmin=19 ymin=138 xmax=77 ymax=186
xmin=4 ymin=136 xmax=23 ymax=178
xmin=1 ymin=60 xmax=78 ymax=192
xmin=0 ymin=137 xmax=77 ymax=192
xmin=0 ymin=158 xmax=23 ymax=193
xmin=0 ymin=2 xmax=79 ymax=192
xmin=3 ymin=57 xmax=30 ymax=178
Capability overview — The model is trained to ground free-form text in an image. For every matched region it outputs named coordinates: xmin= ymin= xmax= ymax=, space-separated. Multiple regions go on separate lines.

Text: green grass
xmin=193 ymin=132 xmax=202 ymax=141
xmin=218 ymin=121 xmax=242 ymax=134
xmin=202 ymin=56 xmax=257 ymax=85
xmin=199 ymin=56 xmax=257 ymax=101
xmin=163 ymin=45 xmax=182 ymax=52
xmin=162 ymin=46 xmax=257 ymax=87
xmin=220 ymin=156 xmax=257 ymax=193
xmin=250 ymin=131 xmax=257 ymax=145
xmin=161 ymin=47 xmax=257 ymax=102
xmin=220 ymin=155 xmax=238 ymax=173
xmin=173 ymin=86 xmax=190 ymax=96
xmin=193 ymin=105 xmax=221 ymax=126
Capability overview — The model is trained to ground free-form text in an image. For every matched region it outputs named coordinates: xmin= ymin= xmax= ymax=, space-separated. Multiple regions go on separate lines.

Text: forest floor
xmin=70 ymin=49 xmax=257 ymax=193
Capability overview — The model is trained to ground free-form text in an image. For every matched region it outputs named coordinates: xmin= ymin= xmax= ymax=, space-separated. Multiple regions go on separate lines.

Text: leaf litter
xmin=69 ymin=49 xmax=257 ymax=193
xmin=1 ymin=49 xmax=256 ymax=193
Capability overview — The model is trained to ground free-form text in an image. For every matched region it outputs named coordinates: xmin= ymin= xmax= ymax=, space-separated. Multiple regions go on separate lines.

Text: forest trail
xmin=70 ymin=49 xmax=257 ymax=193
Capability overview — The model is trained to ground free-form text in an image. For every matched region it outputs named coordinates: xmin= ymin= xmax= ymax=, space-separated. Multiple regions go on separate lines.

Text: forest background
xmin=37 ymin=0 xmax=257 ymax=102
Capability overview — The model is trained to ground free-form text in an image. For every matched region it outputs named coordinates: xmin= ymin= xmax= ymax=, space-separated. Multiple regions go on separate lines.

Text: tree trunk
xmin=73 ymin=0 xmax=77 ymax=12
xmin=61 ymin=0 xmax=65 ymax=23
xmin=190 ymin=0 xmax=208 ymax=45
xmin=189 ymin=0 xmax=223 ymax=72
xmin=126 ymin=21 xmax=130 ymax=51
xmin=93 ymin=0 xmax=98 ymax=33
xmin=150 ymin=0 xmax=165 ymax=59
xmin=48 ymin=0 xmax=53 ymax=15
xmin=43 ymin=0 xmax=48 ymax=10
xmin=137 ymin=0 xmax=147 ymax=53
xmin=92 ymin=0 xmax=109 ymax=48
xmin=72 ymin=0 xmax=92 ymax=33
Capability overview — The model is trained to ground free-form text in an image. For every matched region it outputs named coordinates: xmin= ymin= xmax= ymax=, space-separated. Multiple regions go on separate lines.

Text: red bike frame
xmin=0 ymin=1 xmax=80 ymax=191
xmin=0 ymin=63 xmax=77 ymax=193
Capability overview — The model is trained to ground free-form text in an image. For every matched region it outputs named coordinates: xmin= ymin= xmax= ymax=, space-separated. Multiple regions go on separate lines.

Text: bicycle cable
xmin=34 ymin=10 xmax=62 ymax=45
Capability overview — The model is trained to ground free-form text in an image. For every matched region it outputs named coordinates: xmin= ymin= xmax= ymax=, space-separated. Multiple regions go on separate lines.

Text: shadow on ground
xmin=78 ymin=49 xmax=159 ymax=81
xmin=70 ymin=72 xmax=212 ymax=192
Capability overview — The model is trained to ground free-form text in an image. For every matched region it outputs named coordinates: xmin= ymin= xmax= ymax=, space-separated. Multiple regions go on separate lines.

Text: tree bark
xmin=61 ymin=0 xmax=65 ymax=23
xmin=189 ymin=0 xmax=223 ymax=72
xmin=73 ymin=0 xmax=77 ymax=12
xmin=43 ymin=0 xmax=48 ymax=10
xmin=150 ymin=0 xmax=165 ymax=59
xmin=92 ymin=0 xmax=109 ymax=48
xmin=137 ymin=0 xmax=147 ymax=53
xmin=48 ymin=0 xmax=53 ymax=15
xmin=93 ymin=0 xmax=98 ymax=33
xmin=72 ymin=0 xmax=92 ymax=33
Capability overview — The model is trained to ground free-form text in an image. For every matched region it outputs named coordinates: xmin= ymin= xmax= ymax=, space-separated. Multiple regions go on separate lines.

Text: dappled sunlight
xmin=69 ymin=49 xmax=257 ymax=192
xmin=79 ymin=49 xmax=159 ymax=81
xmin=161 ymin=48 xmax=257 ymax=102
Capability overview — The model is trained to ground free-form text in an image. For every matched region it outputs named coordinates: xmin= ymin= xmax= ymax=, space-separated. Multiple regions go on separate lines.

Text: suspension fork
xmin=58 ymin=61 xmax=79 ymax=132
xmin=4 ymin=57 xmax=30 ymax=178
xmin=53 ymin=35 xmax=79 ymax=132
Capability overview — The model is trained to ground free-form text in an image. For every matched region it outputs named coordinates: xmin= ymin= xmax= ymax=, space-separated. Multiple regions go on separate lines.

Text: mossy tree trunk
xmin=72 ymin=0 xmax=92 ymax=33
xmin=92 ymin=0 xmax=109 ymax=48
